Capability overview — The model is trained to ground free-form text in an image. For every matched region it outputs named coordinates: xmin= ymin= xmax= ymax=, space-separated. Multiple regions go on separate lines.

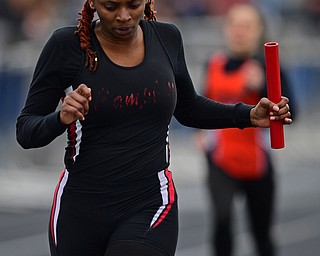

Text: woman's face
xmin=89 ymin=0 xmax=146 ymax=41
xmin=224 ymin=5 xmax=263 ymax=57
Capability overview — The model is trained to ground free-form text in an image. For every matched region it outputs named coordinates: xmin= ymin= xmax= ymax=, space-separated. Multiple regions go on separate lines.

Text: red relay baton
xmin=264 ymin=42 xmax=285 ymax=149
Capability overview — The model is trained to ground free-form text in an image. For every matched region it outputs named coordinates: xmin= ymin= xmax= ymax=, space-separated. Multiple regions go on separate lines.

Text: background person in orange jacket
xmin=195 ymin=4 xmax=295 ymax=256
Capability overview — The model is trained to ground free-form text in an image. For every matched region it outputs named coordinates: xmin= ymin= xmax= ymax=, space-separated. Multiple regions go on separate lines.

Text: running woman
xmin=16 ymin=1 xmax=292 ymax=255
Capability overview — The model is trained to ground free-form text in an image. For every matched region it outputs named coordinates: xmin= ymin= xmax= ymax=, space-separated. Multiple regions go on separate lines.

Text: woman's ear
xmin=89 ymin=0 xmax=95 ymax=10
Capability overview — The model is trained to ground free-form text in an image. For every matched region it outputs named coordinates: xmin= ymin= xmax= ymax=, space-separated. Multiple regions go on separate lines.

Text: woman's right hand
xmin=59 ymin=84 xmax=92 ymax=125
xmin=250 ymin=96 xmax=292 ymax=128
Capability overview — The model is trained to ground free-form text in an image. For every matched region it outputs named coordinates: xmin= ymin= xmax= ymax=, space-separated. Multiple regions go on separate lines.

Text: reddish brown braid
xmin=75 ymin=0 xmax=157 ymax=73
xmin=75 ymin=0 xmax=98 ymax=72
xmin=144 ymin=0 xmax=157 ymax=21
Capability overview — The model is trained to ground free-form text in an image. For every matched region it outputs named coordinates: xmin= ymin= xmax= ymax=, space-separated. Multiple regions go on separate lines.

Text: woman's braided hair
xmin=75 ymin=0 xmax=157 ymax=73
xmin=144 ymin=0 xmax=157 ymax=21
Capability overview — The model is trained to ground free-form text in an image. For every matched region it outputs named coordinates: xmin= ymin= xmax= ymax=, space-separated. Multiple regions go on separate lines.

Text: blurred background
xmin=0 ymin=0 xmax=319 ymax=255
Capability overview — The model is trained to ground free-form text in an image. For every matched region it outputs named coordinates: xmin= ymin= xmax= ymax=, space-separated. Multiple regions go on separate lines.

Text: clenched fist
xmin=59 ymin=84 xmax=92 ymax=125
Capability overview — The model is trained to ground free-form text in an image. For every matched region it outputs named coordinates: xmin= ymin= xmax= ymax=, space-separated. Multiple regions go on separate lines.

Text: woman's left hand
xmin=250 ymin=96 xmax=292 ymax=128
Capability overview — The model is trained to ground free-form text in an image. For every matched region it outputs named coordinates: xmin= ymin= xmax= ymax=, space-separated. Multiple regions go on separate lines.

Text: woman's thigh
xmin=105 ymin=241 xmax=169 ymax=256
xmin=49 ymin=191 xmax=112 ymax=256
xmin=106 ymin=195 xmax=179 ymax=256
xmin=49 ymin=169 xmax=179 ymax=256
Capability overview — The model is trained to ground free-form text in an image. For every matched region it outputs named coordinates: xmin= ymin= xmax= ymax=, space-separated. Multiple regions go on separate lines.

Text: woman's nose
xmin=116 ymin=7 xmax=132 ymax=22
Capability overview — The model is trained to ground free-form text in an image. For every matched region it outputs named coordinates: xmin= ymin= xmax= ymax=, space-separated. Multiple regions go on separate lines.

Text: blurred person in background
xmin=16 ymin=0 xmax=292 ymax=255
xmin=195 ymin=3 xmax=295 ymax=256
xmin=0 ymin=0 xmax=59 ymax=42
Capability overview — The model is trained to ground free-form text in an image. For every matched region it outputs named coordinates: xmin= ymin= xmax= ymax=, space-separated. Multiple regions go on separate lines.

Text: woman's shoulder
xmin=149 ymin=20 xmax=179 ymax=30
xmin=43 ymin=26 xmax=82 ymax=57
xmin=51 ymin=26 xmax=80 ymax=43
xmin=142 ymin=20 xmax=182 ymax=40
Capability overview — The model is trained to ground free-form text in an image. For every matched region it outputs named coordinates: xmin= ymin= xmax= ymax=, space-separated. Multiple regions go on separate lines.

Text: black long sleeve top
xmin=16 ymin=20 xmax=253 ymax=186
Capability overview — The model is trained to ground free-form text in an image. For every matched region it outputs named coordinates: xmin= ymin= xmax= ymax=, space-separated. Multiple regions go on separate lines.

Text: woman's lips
xmin=114 ymin=27 xmax=133 ymax=36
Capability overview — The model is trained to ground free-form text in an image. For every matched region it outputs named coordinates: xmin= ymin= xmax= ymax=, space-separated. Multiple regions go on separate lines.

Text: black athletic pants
xmin=206 ymin=153 xmax=276 ymax=256
xmin=48 ymin=169 xmax=178 ymax=256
